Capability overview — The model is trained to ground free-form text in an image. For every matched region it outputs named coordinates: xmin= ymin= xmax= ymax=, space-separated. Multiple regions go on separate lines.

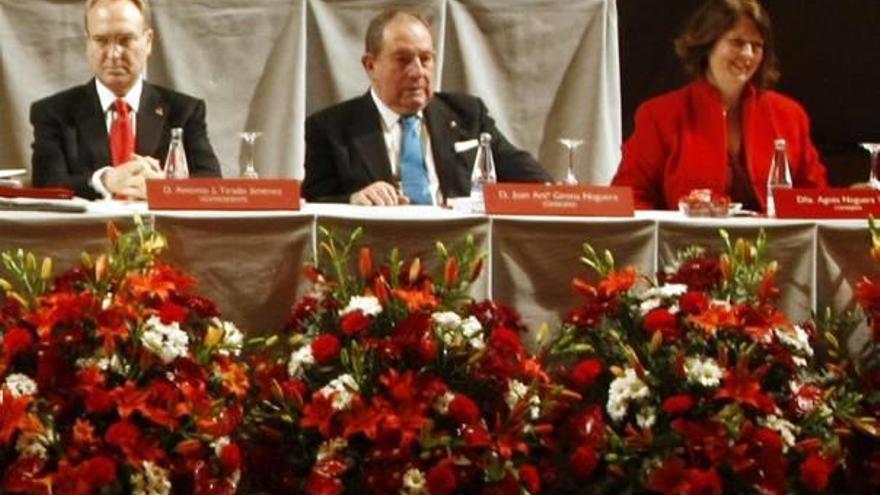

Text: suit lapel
xmin=424 ymin=98 xmax=471 ymax=197
xmin=350 ymin=93 xmax=392 ymax=182
xmin=76 ymin=82 xmax=111 ymax=171
xmin=137 ymin=83 xmax=167 ymax=157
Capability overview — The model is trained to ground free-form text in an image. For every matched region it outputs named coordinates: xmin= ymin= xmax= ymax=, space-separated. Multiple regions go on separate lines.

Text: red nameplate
xmin=146 ymin=179 xmax=300 ymax=210
xmin=774 ymin=188 xmax=880 ymax=218
xmin=483 ymin=184 xmax=634 ymax=216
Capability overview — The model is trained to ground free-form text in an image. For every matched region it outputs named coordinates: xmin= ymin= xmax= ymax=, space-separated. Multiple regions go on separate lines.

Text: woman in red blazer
xmin=611 ymin=0 xmax=828 ymax=211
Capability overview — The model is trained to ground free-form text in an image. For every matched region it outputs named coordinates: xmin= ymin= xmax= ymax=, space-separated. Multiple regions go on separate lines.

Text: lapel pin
xmin=450 ymin=120 xmax=458 ymax=129
xmin=155 ymin=106 xmax=164 ymax=117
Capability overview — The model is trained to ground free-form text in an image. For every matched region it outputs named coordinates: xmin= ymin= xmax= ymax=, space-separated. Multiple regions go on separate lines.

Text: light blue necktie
xmin=399 ymin=115 xmax=432 ymax=205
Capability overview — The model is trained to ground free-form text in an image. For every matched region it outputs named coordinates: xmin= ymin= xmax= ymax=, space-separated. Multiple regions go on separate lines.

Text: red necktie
xmin=110 ymin=99 xmax=134 ymax=166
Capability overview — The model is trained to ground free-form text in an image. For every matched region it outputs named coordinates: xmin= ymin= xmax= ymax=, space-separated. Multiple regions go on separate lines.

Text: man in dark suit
xmin=303 ymin=9 xmax=550 ymax=206
xmin=30 ymin=0 xmax=220 ymax=200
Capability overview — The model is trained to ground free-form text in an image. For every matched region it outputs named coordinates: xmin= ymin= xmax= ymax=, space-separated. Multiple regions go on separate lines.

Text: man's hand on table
xmin=350 ymin=180 xmax=412 ymax=206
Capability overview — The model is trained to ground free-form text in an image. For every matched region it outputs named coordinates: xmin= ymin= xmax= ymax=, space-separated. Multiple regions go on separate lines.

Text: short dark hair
xmin=85 ymin=0 xmax=152 ymax=32
xmin=364 ymin=9 xmax=431 ymax=55
xmin=674 ymin=0 xmax=779 ymax=88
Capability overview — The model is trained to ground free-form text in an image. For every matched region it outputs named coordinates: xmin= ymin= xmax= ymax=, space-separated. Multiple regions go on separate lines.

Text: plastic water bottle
xmin=766 ymin=138 xmax=792 ymax=217
xmin=469 ymin=132 xmax=497 ymax=213
xmin=164 ymin=127 xmax=189 ymax=179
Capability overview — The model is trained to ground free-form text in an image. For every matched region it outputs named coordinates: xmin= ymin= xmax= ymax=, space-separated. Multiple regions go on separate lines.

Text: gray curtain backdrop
xmin=0 ymin=0 xmax=620 ymax=187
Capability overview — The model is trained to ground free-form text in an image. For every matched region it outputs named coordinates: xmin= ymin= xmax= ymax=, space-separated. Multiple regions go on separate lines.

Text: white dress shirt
xmin=90 ymin=79 xmax=144 ymax=197
xmin=370 ymin=89 xmax=442 ymax=205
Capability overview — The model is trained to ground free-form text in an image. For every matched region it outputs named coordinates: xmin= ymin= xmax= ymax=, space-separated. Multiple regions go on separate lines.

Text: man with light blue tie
xmin=302 ymin=9 xmax=551 ymax=206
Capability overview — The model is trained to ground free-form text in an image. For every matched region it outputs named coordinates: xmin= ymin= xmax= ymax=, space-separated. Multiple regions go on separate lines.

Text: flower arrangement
xmin=242 ymin=228 xmax=565 ymax=495
xmin=0 ymin=219 xmax=248 ymax=495
xmin=541 ymin=230 xmax=880 ymax=494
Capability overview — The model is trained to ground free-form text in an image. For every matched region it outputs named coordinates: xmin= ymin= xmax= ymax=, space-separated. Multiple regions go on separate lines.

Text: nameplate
xmin=483 ymin=184 xmax=634 ymax=216
xmin=774 ymin=188 xmax=880 ymax=219
xmin=146 ymin=179 xmax=300 ymax=210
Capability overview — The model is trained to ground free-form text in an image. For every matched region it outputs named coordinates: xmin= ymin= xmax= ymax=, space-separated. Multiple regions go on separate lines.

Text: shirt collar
xmin=95 ymin=78 xmax=144 ymax=114
xmin=370 ymin=88 xmax=423 ymax=129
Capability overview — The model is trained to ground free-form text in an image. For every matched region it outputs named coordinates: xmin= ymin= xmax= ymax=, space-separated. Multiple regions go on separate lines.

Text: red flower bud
xmin=358 ymin=247 xmax=372 ymax=278
xmin=518 ymin=464 xmax=541 ymax=494
xmin=426 ymin=462 xmax=458 ymax=495
xmin=311 ymin=334 xmax=341 ymax=364
xmin=449 ymin=394 xmax=481 ymax=425
xmin=569 ymin=358 xmax=603 ymax=390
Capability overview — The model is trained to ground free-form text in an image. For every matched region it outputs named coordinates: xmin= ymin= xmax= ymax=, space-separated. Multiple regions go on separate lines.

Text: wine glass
xmin=861 ymin=142 xmax=880 ymax=189
xmin=558 ymin=138 xmax=583 ymax=185
xmin=239 ymin=131 xmax=262 ymax=179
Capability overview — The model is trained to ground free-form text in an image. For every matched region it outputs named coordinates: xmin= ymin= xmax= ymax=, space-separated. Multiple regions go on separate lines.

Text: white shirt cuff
xmin=90 ymin=166 xmax=113 ymax=199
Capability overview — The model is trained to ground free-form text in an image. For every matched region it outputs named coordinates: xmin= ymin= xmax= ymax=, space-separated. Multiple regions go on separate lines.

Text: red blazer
xmin=611 ymin=79 xmax=828 ymax=210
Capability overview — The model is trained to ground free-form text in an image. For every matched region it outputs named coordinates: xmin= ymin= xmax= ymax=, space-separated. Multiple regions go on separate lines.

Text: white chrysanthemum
xmin=506 ymin=379 xmax=541 ymax=420
xmin=131 ymin=461 xmax=172 ymax=495
xmin=141 ymin=316 xmax=189 ymax=363
xmin=320 ymin=374 xmax=359 ymax=411
xmin=639 ymin=298 xmax=662 ymax=314
xmin=401 ymin=468 xmax=428 ymax=494
xmin=760 ymin=415 xmax=799 ymax=451
xmin=434 ymin=391 xmax=455 ymax=415
xmin=774 ymin=326 xmax=813 ymax=366
xmin=684 ymin=356 xmax=723 ymax=388
xmin=341 ymin=295 xmax=382 ymax=317
xmin=432 ymin=311 xmax=462 ymax=329
xmin=15 ymin=428 xmax=56 ymax=459
xmin=288 ymin=345 xmax=315 ymax=378
xmin=461 ymin=316 xmax=485 ymax=349
xmin=606 ymin=398 xmax=628 ymax=422
xmin=641 ymin=284 xmax=688 ymax=301
xmin=636 ymin=407 xmax=657 ymax=429
xmin=317 ymin=437 xmax=348 ymax=461
xmin=216 ymin=320 xmax=244 ymax=356
xmin=606 ymin=368 xmax=649 ymax=422
xmin=4 ymin=373 xmax=37 ymax=398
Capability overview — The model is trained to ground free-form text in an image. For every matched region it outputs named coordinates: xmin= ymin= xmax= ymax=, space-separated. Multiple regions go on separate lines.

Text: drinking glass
xmin=861 ymin=142 xmax=880 ymax=189
xmin=239 ymin=131 xmax=262 ymax=179
xmin=558 ymin=138 xmax=583 ymax=185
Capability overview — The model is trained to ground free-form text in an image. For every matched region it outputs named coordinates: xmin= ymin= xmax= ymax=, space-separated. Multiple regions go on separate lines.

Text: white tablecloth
xmin=1 ymin=203 xmax=874 ymax=342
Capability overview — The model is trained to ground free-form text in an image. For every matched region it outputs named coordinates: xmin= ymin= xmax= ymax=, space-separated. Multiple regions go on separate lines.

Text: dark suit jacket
xmin=302 ymin=92 xmax=551 ymax=203
xmin=30 ymin=80 xmax=221 ymax=199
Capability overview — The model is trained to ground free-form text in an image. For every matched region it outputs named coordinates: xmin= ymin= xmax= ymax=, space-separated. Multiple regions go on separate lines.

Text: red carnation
xmin=570 ymin=445 xmax=599 ymax=479
xmin=219 ymin=442 xmax=243 ymax=472
xmin=643 ymin=308 xmax=681 ymax=341
xmin=80 ymin=456 xmax=117 ymax=487
xmin=678 ymin=291 xmax=709 ymax=314
xmin=569 ymin=358 xmax=603 ymax=390
xmin=449 ymin=394 xmax=481 ymax=425
xmin=662 ymin=394 xmax=695 ymax=415
xmin=305 ymin=472 xmax=343 ymax=495
xmin=311 ymin=334 xmax=341 ymax=364
xmin=340 ymin=311 xmax=370 ymax=336
xmin=158 ymin=302 xmax=187 ymax=324
xmin=800 ymin=453 xmax=835 ymax=493
xmin=688 ymin=467 xmax=722 ymax=495
xmin=426 ymin=462 xmax=458 ymax=495
xmin=489 ymin=327 xmax=524 ymax=354
xmin=104 ymin=420 xmax=141 ymax=452
xmin=518 ymin=464 xmax=541 ymax=494
xmin=2 ymin=327 xmax=33 ymax=358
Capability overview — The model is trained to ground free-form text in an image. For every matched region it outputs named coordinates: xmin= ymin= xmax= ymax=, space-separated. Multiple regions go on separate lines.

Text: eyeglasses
xmin=88 ymin=33 xmax=145 ymax=50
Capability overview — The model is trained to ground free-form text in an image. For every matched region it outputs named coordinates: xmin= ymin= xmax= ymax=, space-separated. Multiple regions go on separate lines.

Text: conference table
xmin=1 ymin=202 xmax=876 ymax=347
